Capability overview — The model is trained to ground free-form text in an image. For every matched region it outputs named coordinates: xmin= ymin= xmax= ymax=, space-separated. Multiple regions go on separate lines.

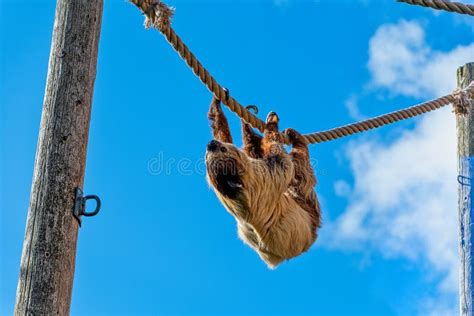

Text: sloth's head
xmin=205 ymin=140 xmax=248 ymax=199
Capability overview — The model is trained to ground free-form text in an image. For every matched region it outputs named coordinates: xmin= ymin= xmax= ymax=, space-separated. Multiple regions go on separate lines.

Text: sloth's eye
xmin=220 ymin=147 xmax=227 ymax=153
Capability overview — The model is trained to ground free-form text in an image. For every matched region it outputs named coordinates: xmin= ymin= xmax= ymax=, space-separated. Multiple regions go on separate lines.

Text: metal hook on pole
xmin=73 ymin=187 xmax=101 ymax=227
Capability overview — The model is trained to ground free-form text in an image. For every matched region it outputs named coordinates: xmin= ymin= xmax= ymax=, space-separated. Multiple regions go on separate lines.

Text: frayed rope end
xmin=130 ymin=0 xmax=175 ymax=31
xmin=452 ymin=81 xmax=474 ymax=116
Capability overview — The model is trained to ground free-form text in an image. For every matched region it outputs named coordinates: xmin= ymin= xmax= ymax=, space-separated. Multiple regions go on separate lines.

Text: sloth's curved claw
xmin=246 ymin=104 xmax=259 ymax=115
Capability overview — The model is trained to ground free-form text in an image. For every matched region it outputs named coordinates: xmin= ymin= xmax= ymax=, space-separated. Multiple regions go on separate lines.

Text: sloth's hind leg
xmin=285 ymin=128 xmax=321 ymax=230
xmin=261 ymin=111 xmax=285 ymax=158
xmin=285 ymin=128 xmax=314 ymax=193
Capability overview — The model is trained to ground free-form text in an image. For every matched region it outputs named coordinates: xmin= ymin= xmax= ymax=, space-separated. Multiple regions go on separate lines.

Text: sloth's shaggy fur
xmin=205 ymin=97 xmax=321 ymax=268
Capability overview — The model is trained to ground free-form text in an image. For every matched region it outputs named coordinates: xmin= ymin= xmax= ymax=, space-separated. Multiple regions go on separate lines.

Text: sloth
xmin=205 ymin=96 xmax=321 ymax=268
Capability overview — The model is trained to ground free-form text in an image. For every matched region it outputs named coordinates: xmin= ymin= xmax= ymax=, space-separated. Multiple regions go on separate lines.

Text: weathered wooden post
xmin=457 ymin=62 xmax=474 ymax=316
xmin=14 ymin=1 xmax=103 ymax=315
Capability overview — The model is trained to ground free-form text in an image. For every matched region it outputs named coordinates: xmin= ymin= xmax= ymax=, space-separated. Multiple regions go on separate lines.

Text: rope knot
xmin=132 ymin=0 xmax=175 ymax=31
xmin=452 ymin=81 xmax=474 ymax=116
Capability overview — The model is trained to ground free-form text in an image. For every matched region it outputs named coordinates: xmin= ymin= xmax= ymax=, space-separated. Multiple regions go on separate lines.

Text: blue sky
xmin=1 ymin=0 xmax=474 ymax=315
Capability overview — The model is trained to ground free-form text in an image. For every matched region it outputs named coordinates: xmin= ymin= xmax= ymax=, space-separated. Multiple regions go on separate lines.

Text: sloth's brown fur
xmin=205 ymin=97 xmax=321 ymax=268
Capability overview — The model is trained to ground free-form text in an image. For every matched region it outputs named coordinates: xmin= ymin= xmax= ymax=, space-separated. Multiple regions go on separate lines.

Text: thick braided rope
xmin=130 ymin=0 xmax=473 ymax=144
xmin=162 ymin=27 xmax=266 ymax=133
xmin=301 ymin=83 xmax=473 ymax=143
xmin=398 ymin=0 xmax=474 ymax=16
xmin=306 ymin=95 xmax=454 ymax=143
xmin=129 ymin=0 xmax=266 ymax=134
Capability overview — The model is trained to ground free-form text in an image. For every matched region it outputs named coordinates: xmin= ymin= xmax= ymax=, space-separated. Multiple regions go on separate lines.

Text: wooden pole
xmin=14 ymin=1 xmax=103 ymax=315
xmin=457 ymin=62 xmax=474 ymax=316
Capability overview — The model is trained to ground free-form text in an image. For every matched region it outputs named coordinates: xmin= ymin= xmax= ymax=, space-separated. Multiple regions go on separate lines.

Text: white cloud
xmin=328 ymin=108 xmax=458 ymax=287
xmin=324 ymin=19 xmax=474 ymax=315
xmin=368 ymin=20 xmax=474 ymax=98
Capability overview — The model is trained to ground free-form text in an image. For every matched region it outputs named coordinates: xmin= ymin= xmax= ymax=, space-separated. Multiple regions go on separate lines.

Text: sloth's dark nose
xmin=207 ymin=140 xmax=221 ymax=152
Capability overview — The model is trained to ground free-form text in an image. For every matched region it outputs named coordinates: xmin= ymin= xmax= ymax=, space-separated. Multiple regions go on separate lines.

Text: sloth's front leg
xmin=208 ymin=96 xmax=233 ymax=143
xmin=241 ymin=121 xmax=263 ymax=159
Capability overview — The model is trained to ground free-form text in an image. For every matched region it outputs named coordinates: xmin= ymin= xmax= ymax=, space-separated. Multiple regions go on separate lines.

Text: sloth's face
xmin=205 ymin=140 xmax=247 ymax=199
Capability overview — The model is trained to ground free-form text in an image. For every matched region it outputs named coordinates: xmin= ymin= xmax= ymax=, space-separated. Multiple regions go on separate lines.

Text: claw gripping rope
xmin=130 ymin=0 xmax=474 ymax=144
